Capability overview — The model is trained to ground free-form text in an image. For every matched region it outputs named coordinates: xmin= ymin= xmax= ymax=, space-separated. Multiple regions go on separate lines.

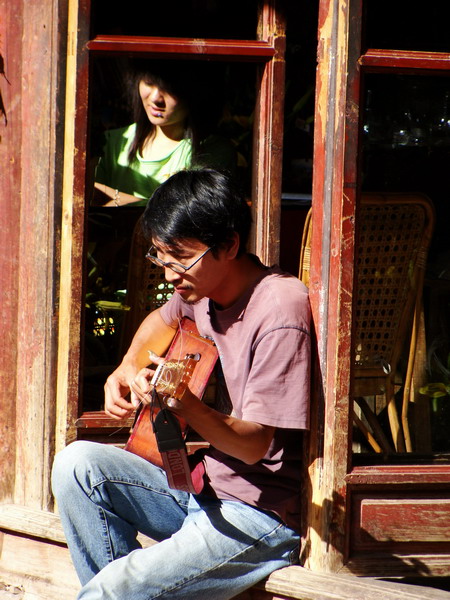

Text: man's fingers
xmin=148 ymin=350 xmax=165 ymax=365
xmin=104 ymin=397 xmax=134 ymax=420
xmin=130 ymin=367 xmax=155 ymax=405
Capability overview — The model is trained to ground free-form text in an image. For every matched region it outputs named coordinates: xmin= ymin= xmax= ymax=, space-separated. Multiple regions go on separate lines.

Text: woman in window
xmin=93 ymin=60 xmax=237 ymax=207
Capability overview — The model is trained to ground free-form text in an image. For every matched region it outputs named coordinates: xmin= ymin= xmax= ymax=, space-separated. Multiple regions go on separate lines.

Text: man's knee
xmin=51 ymin=440 xmax=99 ymax=497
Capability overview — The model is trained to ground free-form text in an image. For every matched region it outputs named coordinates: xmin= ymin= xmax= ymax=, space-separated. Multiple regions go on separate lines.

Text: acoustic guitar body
xmin=125 ymin=318 xmax=218 ymax=491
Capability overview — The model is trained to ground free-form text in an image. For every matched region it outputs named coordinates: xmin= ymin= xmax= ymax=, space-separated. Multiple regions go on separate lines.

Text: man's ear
xmin=225 ymin=231 xmax=240 ymax=260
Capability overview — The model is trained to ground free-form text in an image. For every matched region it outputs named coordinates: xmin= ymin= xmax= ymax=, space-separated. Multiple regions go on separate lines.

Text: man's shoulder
xmin=250 ymin=268 xmax=310 ymax=328
xmin=259 ymin=267 xmax=309 ymax=300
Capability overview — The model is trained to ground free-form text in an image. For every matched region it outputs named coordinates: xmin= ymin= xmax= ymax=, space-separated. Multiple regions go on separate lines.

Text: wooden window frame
xmin=305 ymin=0 xmax=450 ymax=575
xmin=55 ymin=0 xmax=287 ymax=448
xmin=0 ymin=0 xmax=68 ymax=541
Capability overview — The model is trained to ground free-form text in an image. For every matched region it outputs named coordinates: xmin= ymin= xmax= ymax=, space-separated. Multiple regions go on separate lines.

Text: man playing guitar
xmin=52 ymin=168 xmax=311 ymax=600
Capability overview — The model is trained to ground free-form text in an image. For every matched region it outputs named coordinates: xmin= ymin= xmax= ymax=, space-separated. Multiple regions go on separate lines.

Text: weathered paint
xmin=305 ymin=0 xmax=354 ymax=573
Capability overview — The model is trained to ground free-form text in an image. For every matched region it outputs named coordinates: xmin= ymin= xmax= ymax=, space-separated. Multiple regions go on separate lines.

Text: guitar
xmin=125 ymin=318 xmax=218 ymax=494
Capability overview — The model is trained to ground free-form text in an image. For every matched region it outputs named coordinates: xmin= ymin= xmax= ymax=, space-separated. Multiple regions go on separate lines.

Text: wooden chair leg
xmin=354 ymin=397 xmax=394 ymax=454
xmin=352 ymin=410 xmax=382 ymax=453
xmin=386 ymin=378 xmax=406 ymax=452
xmin=402 ymin=298 xmax=429 ymax=453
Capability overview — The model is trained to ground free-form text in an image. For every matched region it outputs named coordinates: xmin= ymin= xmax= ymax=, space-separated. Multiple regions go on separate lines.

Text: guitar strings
xmin=152 ymin=317 xmax=184 ymax=396
xmin=107 ymin=316 xmax=186 ymax=438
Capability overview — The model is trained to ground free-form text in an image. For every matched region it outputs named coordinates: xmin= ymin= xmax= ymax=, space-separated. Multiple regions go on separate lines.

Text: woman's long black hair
xmin=127 ymin=60 xmax=224 ymax=165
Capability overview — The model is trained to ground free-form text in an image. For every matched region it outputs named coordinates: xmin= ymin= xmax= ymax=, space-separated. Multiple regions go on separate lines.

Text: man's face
xmin=150 ymin=238 xmax=232 ymax=305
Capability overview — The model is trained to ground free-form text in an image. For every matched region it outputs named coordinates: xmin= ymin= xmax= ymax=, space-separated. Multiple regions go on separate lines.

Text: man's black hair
xmin=142 ymin=169 xmax=252 ymax=256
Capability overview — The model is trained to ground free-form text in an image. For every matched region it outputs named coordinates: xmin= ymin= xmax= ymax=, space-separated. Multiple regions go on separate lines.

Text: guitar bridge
xmin=151 ymin=353 xmax=201 ymax=399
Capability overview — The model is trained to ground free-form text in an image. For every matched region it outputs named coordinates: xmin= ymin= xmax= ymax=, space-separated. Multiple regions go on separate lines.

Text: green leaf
xmin=419 ymin=382 xmax=450 ymax=398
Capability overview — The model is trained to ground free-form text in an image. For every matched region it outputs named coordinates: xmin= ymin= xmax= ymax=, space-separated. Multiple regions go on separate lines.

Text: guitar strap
xmin=151 ymin=390 xmax=205 ymax=494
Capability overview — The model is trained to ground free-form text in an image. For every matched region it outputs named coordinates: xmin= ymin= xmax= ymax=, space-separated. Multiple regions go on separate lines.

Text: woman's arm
xmin=93 ymin=182 xmax=145 ymax=207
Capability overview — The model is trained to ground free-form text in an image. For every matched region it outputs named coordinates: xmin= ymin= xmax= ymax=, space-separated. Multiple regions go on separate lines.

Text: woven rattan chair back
xmin=120 ymin=216 xmax=173 ymax=353
xmin=298 ymin=207 xmax=312 ymax=287
xmin=297 ymin=194 xmax=434 ymax=453
xmin=353 ymin=193 xmax=434 ymax=452
xmin=353 ymin=194 xmax=433 ymax=383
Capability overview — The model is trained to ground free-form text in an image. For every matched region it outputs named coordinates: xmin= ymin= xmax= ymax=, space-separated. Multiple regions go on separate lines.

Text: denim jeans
xmin=51 ymin=441 xmax=299 ymax=600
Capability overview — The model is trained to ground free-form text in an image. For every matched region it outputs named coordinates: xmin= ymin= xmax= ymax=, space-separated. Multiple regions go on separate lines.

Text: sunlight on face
xmin=139 ymin=80 xmax=188 ymax=128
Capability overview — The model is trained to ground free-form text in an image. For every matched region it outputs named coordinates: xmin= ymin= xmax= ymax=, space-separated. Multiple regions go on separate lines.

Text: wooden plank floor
xmin=1 ymin=530 xmax=450 ymax=600
xmin=0 ymin=531 xmax=78 ymax=599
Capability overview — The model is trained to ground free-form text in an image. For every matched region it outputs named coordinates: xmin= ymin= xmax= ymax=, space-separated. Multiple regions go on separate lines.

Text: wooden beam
xmin=360 ymin=49 xmax=450 ymax=71
xmin=251 ymin=0 xmax=286 ymax=265
xmin=55 ymin=0 xmax=89 ymax=453
xmin=1 ymin=538 xmax=449 ymax=600
xmin=256 ymin=566 xmax=450 ymax=600
xmin=0 ymin=530 xmax=79 ymax=600
xmin=346 ymin=465 xmax=450 ymax=486
xmin=0 ymin=0 xmax=21 ymax=504
xmin=0 ymin=0 xmax=65 ymax=511
xmin=87 ymin=36 xmax=275 ymax=61
xmin=0 ymin=505 xmax=66 ymax=544
xmin=305 ymin=0 xmax=356 ymax=572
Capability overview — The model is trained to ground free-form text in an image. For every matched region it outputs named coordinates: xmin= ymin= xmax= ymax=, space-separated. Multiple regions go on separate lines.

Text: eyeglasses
xmin=145 ymin=245 xmax=213 ymax=274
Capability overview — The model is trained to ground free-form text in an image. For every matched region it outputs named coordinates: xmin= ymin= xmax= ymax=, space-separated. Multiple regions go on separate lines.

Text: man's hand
xmin=103 ymin=309 xmax=176 ymax=419
xmin=129 ymin=353 xmax=165 ymax=408
xmin=104 ymin=362 xmax=158 ymax=419
xmin=104 ymin=364 xmax=137 ymax=419
xmin=104 ymin=352 xmax=167 ymax=420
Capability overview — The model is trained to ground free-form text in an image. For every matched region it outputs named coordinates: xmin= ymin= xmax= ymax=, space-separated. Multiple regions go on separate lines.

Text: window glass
xmin=282 ymin=0 xmax=317 ymax=195
xmin=83 ymin=57 xmax=257 ymax=412
xmin=353 ymin=73 xmax=450 ymax=462
xmin=364 ymin=1 xmax=450 ymax=53
xmin=91 ymin=0 xmax=258 ymax=39
xmin=278 ymin=0 xmax=318 ymax=276
xmin=362 ymin=74 xmax=450 ymax=232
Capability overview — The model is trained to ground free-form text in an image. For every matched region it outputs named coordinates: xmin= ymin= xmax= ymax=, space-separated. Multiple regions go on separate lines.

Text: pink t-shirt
xmin=160 ymin=264 xmax=311 ymax=531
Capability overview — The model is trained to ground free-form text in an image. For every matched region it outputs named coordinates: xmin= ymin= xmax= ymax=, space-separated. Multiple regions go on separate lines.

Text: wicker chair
xmin=298 ymin=207 xmax=312 ymax=288
xmin=119 ymin=216 xmax=174 ymax=354
xmin=298 ymin=194 xmax=435 ymax=453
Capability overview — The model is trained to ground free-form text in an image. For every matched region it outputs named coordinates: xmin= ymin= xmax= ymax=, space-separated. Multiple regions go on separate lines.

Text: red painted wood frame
xmin=306 ymin=0 xmax=450 ymax=575
xmin=67 ymin=1 xmax=287 ymax=437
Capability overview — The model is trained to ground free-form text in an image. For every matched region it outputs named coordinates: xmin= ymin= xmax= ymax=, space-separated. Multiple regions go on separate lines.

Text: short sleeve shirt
xmin=95 ymin=124 xmax=238 ymax=206
xmin=95 ymin=124 xmax=193 ymax=206
xmin=159 ymin=264 xmax=311 ymax=531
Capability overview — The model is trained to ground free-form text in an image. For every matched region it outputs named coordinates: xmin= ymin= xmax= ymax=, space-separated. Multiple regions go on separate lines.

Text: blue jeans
xmin=51 ymin=441 xmax=299 ymax=600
